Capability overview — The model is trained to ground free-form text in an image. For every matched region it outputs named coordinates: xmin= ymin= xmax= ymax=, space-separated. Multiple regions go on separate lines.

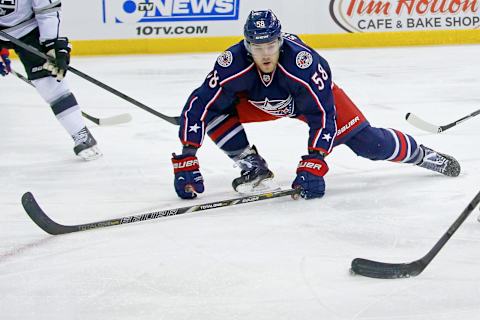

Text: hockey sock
xmin=346 ymin=125 xmax=422 ymax=163
xmin=206 ymin=114 xmax=250 ymax=159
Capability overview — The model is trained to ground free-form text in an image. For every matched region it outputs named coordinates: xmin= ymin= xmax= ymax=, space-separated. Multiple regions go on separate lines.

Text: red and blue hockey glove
xmin=0 ymin=48 xmax=11 ymax=76
xmin=42 ymin=37 xmax=71 ymax=81
xmin=172 ymin=154 xmax=204 ymax=199
xmin=292 ymin=154 xmax=329 ymax=199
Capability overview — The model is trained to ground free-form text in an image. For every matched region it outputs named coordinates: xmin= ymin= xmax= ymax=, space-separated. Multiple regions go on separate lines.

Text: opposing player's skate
xmin=232 ymin=146 xmax=278 ymax=194
xmin=416 ymin=145 xmax=460 ymax=177
xmin=72 ymin=127 xmax=102 ymax=161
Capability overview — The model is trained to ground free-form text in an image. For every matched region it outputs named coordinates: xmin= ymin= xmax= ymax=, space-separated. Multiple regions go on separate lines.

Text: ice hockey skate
xmin=72 ymin=127 xmax=103 ymax=161
xmin=416 ymin=145 xmax=460 ymax=177
xmin=232 ymin=146 xmax=279 ymax=194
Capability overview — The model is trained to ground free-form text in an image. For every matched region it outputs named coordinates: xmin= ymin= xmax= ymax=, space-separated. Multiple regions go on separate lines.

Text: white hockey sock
xmin=56 ymin=106 xmax=86 ymax=138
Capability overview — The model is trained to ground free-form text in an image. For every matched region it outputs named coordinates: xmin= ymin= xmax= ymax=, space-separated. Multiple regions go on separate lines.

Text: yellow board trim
xmin=7 ymin=29 xmax=480 ymax=58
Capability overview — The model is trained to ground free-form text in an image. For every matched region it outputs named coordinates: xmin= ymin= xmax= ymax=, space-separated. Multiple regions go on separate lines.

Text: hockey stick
xmin=10 ymin=69 xmax=132 ymax=126
xmin=405 ymin=109 xmax=480 ymax=133
xmin=0 ymin=30 xmax=180 ymax=126
xmin=21 ymin=189 xmax=300 ymax=235
xmin=350 ymin=190 xmax=480 ymax=279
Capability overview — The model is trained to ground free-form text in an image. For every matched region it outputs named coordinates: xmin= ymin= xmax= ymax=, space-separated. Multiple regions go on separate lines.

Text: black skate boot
xmin=232 ymin=146 xmax=276 ymax=194
xmin=73 ymin=127 xmax=103 ymax=161
xmin=416 ymin=145 xmax=460 ymax=177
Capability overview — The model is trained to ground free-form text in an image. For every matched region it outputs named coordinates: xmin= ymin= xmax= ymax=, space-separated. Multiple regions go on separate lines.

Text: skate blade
xmin=235 ymin=178 xmax=280 ymax=195
xmin=77 ymin=146 xmax=103 ymax=161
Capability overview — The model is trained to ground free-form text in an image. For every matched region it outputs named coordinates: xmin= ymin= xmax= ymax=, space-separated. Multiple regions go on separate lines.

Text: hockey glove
xmin=172 ymin=154 xmax=204 ymax=199
xmin=292 ymin=154 xmax=329 ymax=199
xmin=0 ymin=48 xmax=11 ymax=76
xmin=42 ymin=37 xmax=71 ymax=81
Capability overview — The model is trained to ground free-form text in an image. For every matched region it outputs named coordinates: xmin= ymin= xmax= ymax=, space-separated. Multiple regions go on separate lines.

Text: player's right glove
xmin=41 ymin=37 xmax=71 ymax=81
xmin=292 ymin=153 xmax=329 ymax=199
xmin=171 ymin=153 xmax=204 ymax=199
xmin=0 ymin=48 xmax=11 ymax=76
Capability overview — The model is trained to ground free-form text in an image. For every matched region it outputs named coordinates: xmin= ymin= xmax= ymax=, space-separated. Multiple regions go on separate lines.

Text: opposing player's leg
xmin=345 ymin=125 xmax=460 ymax=177
xmin=206 ymin=112 xmax=276 ymax=193
xmin=13 ymin=29 xmax=102 ymax=160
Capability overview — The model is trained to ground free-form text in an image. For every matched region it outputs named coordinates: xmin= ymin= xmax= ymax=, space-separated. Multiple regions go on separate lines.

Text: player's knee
xmin=32 ymin=77 xmax=71 ymax=104
xmin=346 ymin=126 xmax=395 ymax=160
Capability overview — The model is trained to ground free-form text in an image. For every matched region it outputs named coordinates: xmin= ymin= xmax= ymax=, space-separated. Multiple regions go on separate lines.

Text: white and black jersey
xmin=0 ymin=0 xmax=61 ymax=42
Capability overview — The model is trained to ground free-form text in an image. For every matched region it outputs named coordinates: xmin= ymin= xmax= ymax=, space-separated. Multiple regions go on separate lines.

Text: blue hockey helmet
xmin=244 ymin=10 xmax=282 ymax=45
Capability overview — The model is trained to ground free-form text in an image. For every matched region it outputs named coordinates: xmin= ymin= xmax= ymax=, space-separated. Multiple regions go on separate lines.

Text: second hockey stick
xmin=22 ymin=189 xmax=300 ymax=235
xmin=10 ymin=69 xmax=132 ymax=126
xmin=0 ymin=30 xmax=179 ymax=125
xmin=405 ymin=109 xmax=480 ymax=133
xmin=350 ymin=190 xmax=480 ymax=279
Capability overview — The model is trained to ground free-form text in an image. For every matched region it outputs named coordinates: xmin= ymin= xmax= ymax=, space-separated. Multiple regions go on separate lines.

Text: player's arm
xmin=291 ymin=55 xmax=336 ymax=199
xmin=173 ymin=59 xmax=238 ymax=199
xmin=33 ymin=0 xmax=71 ymax=81
xmin=33 ymin=0 xmax=62 ymax=42
xmin=178 ymin=67 xmax=236 ymax=149
xmin=301 ymin=56 xmax=337 ymax=155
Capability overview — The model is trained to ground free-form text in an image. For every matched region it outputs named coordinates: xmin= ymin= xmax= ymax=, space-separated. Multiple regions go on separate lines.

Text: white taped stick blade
xmin=405 ymin=113 xmax=441 ymax=134
xmin=98 ymin=113 xmax=132 ymax=126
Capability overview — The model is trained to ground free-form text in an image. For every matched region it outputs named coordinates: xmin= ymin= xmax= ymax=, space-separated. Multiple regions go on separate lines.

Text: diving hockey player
xmin=171 ymin=9 xmax=460 ymax=200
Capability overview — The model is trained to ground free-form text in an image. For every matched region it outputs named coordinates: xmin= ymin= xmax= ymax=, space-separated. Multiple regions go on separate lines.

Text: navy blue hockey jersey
xmin=179 ymin=33 xmax=337 ymax=155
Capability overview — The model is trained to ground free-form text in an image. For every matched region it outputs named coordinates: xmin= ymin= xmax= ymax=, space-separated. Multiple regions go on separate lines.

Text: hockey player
xmin=0 ymin=0 xmax=101 ymax=160
xmin=171 ymin=10 xmax=460 ymax=200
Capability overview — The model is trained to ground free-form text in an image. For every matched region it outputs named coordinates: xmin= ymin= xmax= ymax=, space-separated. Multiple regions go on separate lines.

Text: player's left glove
xmin=292 ymin=153 xmax=329 ymax=199
xmin=0 ymin=48 xmax=11 ymax=76
xmin=172 ymin=153 xmax=205 ymax=199
xmin=42 ymin=37 xmax=71 ymax=81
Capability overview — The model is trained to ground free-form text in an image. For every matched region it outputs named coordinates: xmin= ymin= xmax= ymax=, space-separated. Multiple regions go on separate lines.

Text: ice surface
xmin=1 ymin=45 xmax=480 ymax=319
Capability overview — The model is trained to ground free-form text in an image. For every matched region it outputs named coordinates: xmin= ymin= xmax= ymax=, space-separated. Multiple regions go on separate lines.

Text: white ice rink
xmin=1 ymin=44 xmax=480 ymax=319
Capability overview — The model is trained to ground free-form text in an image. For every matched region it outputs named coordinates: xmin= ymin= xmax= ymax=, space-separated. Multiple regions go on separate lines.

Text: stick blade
xmin=21 ymin=192 xmax=74 ymax=235
xmin=405 ymin=113 xmax=441 ymax=134
xmin=98 ymin=113 xmax=132 ymax=126
xmin=350 ymin=258 xmax=425 ymax=279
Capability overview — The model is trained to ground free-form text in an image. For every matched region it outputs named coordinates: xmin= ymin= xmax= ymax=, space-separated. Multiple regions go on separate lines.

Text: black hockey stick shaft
xmin=22 ymin=189 xmax=300 ymax=235
xmin=440 ymin=109 xmax=480 ymax=131
xmin=351 ymin=190 xmax=480 ymax=279
xmin=10 ymin=69 xmax=129 ymax=126
xmin=0 ymin=30 xmax=180 ymax=125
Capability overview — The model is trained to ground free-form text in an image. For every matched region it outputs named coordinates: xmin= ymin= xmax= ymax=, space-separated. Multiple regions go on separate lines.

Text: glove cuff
xmin=296 ymin=156 xmax=329 ymax=176
xmin=172 ymin=155 xmax=200 ymax=173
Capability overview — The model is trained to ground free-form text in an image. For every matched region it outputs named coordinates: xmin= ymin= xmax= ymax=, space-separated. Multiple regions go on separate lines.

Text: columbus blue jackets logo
xmin=0 ymin=0 xmax=16 ymax=17
xmin=217 ymin=51 xmax=233 ymax=67
xmin=248 ymin=96 xmax=295 ymax=117
xmin=296 ymin=51 xmax=313 ymax=69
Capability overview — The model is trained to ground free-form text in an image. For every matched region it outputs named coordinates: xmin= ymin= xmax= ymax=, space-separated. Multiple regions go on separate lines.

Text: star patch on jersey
xmin=296 ymin=51 xmax=313 ymax=69
xmin=217 ymin=51 xmax=233 ymax=68
xmin=189 ymin=123 xmax=201 ymax=133
xmin=0 ymin=0 xmax=16 ymax=16
xmin=322 ymin=133 xmax=332 ymax=142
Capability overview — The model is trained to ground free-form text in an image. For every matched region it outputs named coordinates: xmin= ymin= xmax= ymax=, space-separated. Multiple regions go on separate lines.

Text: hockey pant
xmin=206 ymin=84 xmax=421 ymax=164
